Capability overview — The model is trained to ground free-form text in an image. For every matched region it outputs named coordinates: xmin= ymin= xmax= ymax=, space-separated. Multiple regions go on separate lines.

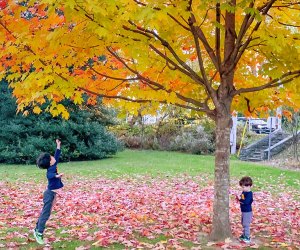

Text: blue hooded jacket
xmin=239 ymin=191 xmax=253 ymax=212
xmin=47 ymin=149 xmax=64 ymax=190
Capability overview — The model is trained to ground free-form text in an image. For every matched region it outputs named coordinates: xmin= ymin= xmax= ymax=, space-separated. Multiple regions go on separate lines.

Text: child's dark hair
xmin=36 ymin=153 xmax=51 ymax=169
xmin=239 ymin=176 xmax=253 ymax=187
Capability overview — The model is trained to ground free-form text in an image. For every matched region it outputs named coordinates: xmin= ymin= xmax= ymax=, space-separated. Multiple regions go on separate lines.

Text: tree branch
xmin=198 ymin=7 xmax=214 ymax=27
xmin=223 ymin=0 xmax=237 ymax=73
xmin=78 ymin=87 xmax=149 ymax=103
xmin=74 ymin=3 xmax=103 ymax=27
xmin=278 ymin=21 xmax=300 ymax=28
xmin=126 ymin=20 xmax=206 ymax=85
xmin=167 ymin=13 xmax=190 ymax=31
xmin=189 ymin=19 xmax=218 ymax=106
xmin=272 ymin=2 xmax=300 ymax=8
xmin=66 ymin=44 xmax=101 ymax=49
xmin=215 ymin=3 xmax=221 ymax=70
xmin=229 ymin=1 xmax=255 ymax=69
xmin=244 ymin=97 xmax=256 ymax=113
xmin=122 ymin=25 xmax=152 ymax=39
xmin=106 ymin=46 xmax=210 ymax=110
xmin=148 ymin=44 xmax=203 ymax=84
xmin=190 ymin=24 xmax=209 ymax=85
xmin=187 ymin=0 xmax=193 ymax=11
xmin=225 ymin=0 xmax=277 ymax=75
xmin=89 ymin=67 xmax=139 ymax=81
xmin=234 ymin=70 xmax=300 ymax=95
xmin=78 ymin=87 xmax=210 ymax=113
xmin=193 ymin=24 xmax=219 ymax=72
xmin=245 ymin=40 xmax=267 ymax=49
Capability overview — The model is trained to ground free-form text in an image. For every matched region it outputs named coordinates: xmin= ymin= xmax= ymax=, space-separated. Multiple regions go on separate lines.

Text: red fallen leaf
xmin=271 ymin=237 xmax=284 ymax=242
xmin=226 ymin=244 xmax=243 ymax=249
xmin=1 ymin=176 xmax=300 ymax=248
xmin=47 ymin=237 xmax=56 ymax=242
xmin=92 ymin=238 xmax=110 ymax=247
xmin=153 ymin=242 xmax=166 ymax=250
xmin=85 ymin=235 xmax=94 ymax=241
xmin=6 ymin=242 xmax=19 ymax=247
xmin=141 ymin=228 xmax=150 ymax=236
xmin=140 ymin=242 xmax=155 ymax=248
xmin=27 ymin=238 xmax=35 ymax=242
xmin=221 ymin=244 xmax=230 ymax=249
xmin=121 ymin=240 xmax=134 ymax=247
xmin=216 ymin=241 xmax=225 ymax=247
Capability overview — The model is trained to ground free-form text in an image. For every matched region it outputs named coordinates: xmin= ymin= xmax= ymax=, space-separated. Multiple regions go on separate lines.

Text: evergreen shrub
xmin=0 ymin=81 xmax=123 ymax=164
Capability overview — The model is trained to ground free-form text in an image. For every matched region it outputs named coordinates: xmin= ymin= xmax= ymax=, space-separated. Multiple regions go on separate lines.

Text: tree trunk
xmin=209 ymin=113 xmax=233 ymax=240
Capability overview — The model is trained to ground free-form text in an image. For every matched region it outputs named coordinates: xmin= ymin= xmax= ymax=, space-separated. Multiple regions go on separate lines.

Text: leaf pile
xmin=0 ymin=175 xmax=299 ymax=249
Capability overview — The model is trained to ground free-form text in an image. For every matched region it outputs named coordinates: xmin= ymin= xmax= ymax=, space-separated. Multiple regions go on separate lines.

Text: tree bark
xmin=209 ymin=111 xmax=233 ymax=240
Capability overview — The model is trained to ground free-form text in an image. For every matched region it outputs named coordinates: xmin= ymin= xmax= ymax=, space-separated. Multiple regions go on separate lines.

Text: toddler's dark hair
xmin=36 ymin=153 xmax=51 ymax=169
xmin=239 ymin=176 xmax=253 ymax=187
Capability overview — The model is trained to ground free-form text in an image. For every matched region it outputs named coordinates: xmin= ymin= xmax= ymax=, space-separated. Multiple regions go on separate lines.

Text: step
xmin=247 ymin=158 xmax=263 ymax=162
xmin=251 ymin=153 xmax=262 ymax=157
xmin=239 ymin=130 xmax=292 ymax=162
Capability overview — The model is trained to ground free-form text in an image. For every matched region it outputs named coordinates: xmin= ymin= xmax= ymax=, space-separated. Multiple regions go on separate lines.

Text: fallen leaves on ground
xmin=0 ymin=175 xmax=299 ymax=249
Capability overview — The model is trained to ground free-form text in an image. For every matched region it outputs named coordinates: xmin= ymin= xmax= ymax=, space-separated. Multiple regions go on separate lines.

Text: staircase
xmin=239 ymin=130 xmax=290 ymax=162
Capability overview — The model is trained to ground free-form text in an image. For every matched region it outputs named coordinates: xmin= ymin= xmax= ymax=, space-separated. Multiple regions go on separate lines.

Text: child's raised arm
xmin=54 ymin=139 xmax=61 ymax=162
xmin=56 ymin=139 xmax=61 ymax=150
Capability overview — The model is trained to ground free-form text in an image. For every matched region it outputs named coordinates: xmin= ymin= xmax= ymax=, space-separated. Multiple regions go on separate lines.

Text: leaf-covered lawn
xmin=1 ymin=150 xmax=299 ymax=249
xmin=1 ymin=174 xmax=299 ymax=249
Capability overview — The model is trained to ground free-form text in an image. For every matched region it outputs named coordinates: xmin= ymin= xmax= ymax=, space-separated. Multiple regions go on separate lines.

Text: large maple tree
xmin=1 ymin=0 xmax=300 ymax=240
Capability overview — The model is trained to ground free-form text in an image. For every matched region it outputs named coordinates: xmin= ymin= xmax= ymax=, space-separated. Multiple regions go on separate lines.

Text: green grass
xmin=1 ymin=149 xmax=299 ymax=190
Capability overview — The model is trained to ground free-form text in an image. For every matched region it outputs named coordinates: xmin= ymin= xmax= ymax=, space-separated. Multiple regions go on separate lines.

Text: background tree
xmin=0 ymin=80 xmax=122 ymax=164
xmin=1 ymin=0 xmax=300 ymax=240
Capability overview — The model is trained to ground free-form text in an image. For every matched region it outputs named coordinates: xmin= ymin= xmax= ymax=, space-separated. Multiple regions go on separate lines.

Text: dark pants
xmin=242 ymin=211 xmax=253 ymax=237
xmin=36 ymin=189 xmax=56 ymax=234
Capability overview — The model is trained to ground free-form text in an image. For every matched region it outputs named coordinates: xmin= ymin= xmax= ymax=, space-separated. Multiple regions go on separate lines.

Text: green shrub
xmin=170 ymin=125 xmax=214 ymax=154
xmin=0 ymin=81 xmax=123 ymax=164
xmin=111 ymin=119 xmax=215 ymax=154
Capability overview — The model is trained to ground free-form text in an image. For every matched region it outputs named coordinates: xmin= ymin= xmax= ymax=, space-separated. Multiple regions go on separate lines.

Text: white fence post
xmin=231 ymin=115 xmax=237 ymax=154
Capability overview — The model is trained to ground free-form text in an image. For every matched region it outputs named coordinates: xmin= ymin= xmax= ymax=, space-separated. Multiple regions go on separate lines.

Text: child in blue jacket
xmin=236 ymin=176 xmax=253 ymax=243
xmin=34 ymin=139 xmax=64 ymax=245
